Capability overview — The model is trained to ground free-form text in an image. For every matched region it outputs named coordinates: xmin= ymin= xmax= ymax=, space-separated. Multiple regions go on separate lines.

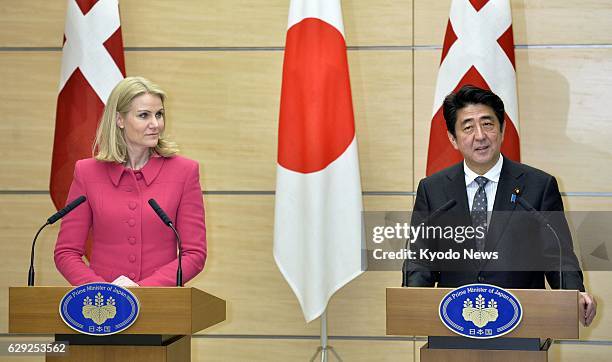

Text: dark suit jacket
xmin=403 ymin=157 xmax=585 ymax=291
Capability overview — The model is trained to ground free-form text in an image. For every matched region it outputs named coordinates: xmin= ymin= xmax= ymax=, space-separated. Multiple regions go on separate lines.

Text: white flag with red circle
xmin=426 ymin=0 xmax=520 ymax=175
xmin=274 ymin=0 xmax=364 ymax=323
xmin=50 ymin=0 xmax=125 ymax=209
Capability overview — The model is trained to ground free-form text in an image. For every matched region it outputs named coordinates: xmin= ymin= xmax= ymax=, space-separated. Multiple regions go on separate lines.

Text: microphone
xmin=28 ymin=195 xmax=87 ymax=286
xmin=427 ymin=199 xmax=457 ymax=222
xmin=148 ymin=199 xmax=183 ymax=287
xmin=402 ymin=199 xmax=457 ymax=287
xmin=511 ymin=188 xmax=563 ymax=289
xmin=47 ymin=195 xmax=86 ymax=225
xmin=148 ymin=199 xmax=173 ymax=226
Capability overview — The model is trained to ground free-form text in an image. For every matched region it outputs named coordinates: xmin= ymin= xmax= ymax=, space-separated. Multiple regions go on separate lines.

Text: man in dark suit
xmin=403 ymin=85 xmax=596 ymax=326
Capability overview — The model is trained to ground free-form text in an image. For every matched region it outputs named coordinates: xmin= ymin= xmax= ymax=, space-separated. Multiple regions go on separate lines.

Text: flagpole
xmin=310 ymin=309 xmax=342 ymax=362
xmin=320 ymin=310 xmax=328 ymax=362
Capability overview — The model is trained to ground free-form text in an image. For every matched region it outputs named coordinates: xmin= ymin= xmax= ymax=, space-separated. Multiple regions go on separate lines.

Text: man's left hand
xmin=579 ymin=292 xmax=597 ymax=327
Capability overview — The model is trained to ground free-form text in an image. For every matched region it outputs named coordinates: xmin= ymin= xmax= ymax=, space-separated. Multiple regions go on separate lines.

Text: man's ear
xmin=116 ymin=112 xmax=124 ymax=129
xmin=447 ymin=131 xmax=459 ymax=150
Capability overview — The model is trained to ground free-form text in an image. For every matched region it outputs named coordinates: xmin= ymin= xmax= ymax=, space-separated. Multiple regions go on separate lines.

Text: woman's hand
xmin=111 ymin=275 xmax=140 ymax=287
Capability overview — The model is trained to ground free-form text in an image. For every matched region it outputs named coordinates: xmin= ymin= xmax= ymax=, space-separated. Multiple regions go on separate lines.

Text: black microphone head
xmin=73 ymin=195 xmax=87 ymax=204
xmin=47 ymin=195 xmax=87 ymax=224
xmin=63 ymin=195 xmax=87 ymax=210
xmin=148 ymin=198 xmax=160 ymax=209
xmin=148 ymin=198 xmax=173 ymax=226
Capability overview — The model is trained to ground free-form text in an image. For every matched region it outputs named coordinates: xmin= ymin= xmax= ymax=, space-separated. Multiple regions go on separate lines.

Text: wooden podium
xmin=9 ymin=286 xmax=226 ymax=362
xmin=386 ymin=287 xmax=579 ymax=362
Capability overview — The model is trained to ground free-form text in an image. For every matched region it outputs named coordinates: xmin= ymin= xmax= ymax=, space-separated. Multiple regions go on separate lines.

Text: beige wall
xmin=0 ymin=0 xmax=611 ymax=360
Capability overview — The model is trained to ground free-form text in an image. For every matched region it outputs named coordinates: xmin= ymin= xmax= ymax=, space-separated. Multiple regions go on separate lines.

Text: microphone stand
xmin=28 ymin=195 xmax=86 ymax=286
xmin=28 ymin=222 xmax=50 ymax=286
xmin=513 ymin=193 xmax=564 ymax=289
xmin=168 ymin=223 xmax=183 ymax=287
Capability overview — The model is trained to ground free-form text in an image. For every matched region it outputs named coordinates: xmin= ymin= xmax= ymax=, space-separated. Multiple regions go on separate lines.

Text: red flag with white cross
xmin=426 ymin=0 xmax=520 ymax=175
xmin=50 ymin=0 xmax=125 ymax=209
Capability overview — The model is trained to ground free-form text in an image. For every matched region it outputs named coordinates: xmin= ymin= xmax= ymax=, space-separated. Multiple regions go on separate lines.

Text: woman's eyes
xmin=136 ymin=111 xmax=163 ymax=120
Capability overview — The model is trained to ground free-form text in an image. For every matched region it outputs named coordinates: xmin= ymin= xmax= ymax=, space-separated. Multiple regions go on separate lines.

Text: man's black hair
xmin=443 ymin=85 xmax=505 ymax=137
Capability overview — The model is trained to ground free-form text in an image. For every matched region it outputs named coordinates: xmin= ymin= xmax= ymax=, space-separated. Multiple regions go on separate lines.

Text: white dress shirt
xmin=464 ymin=155 xmax=504 ymax=214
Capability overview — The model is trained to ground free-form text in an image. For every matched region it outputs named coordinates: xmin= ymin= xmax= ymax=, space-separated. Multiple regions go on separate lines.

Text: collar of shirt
xmin=108 ymin=155 xmax=165 ymax=187
xmin=463 ymin=154 xmax=504 ymax=187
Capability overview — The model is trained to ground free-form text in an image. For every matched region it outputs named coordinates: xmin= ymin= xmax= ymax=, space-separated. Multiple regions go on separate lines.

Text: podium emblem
xmin=438 ymin=284 xmax=522 ymax=339
xmin=59 ymin=283 xmax=140 ymax=336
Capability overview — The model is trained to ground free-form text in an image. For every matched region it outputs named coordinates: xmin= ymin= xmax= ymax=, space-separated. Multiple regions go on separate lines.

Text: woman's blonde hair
xmin=94 ymin=76 xmax=179 ymax=163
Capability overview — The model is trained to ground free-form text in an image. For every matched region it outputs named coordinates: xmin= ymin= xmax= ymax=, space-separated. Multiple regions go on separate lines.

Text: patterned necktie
xmin=471 ymin=176 xmax=489 ymax=252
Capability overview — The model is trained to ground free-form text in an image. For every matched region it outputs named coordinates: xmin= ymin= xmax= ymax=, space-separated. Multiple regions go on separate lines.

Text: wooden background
xmin=0 ymin=0 xmax=611 ymax=360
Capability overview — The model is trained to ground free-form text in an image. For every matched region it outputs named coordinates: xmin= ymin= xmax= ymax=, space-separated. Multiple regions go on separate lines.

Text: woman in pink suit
xmin=54 ymin=76 xmax=206 ymax=287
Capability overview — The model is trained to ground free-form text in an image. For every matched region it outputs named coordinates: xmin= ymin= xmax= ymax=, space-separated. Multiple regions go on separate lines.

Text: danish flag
xmin=426 ymin=0 xmax=520 ymax=175
xmin=50 ymin=0 xmax=125 ymax=209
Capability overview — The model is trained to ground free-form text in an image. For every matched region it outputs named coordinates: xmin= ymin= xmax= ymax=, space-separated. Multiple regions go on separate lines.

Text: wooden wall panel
xmin=414 ymin=0 xmax=612 ymax=46
xmin=363 ymin=196 xmax=413 ymax=211
xmin=128 ymin=50 xmax=412 ymax=192
xmin=328 ymin=272 xmax=399 ymax=336
xmin=323 ymin=339 xmax=414 ymax=362
xmin=0 ymin=1 xmax=65 ymax=47
xmin=12 ymin=1 xmax=612 ymax=48
xmin=0 ymin=52 xmax=59 ymax=191
xmin=192 ymin=338 xmax=318 ymax=362
xmin=189 ymin=194 xmax=317 ymax=335
xmin=517 ymin=49 xmax=612 ymax=193
xmin=563 ymin=197 xmax=612 ymax=211
xmin=125 ymin=51 xmax=283 ymax=192
xmin=348 ymin=50 xmax=413 ymax=191
xmin=6 ymin=0 xmax=612 ymax=48
xmin=549 ymin=342 xmax=612 ymax=362
xmin=123 ymin=0 xmax=413 ymax=47
xmin=0 ymin=196 xmax=67 ymax=333
xmin=0 ymin=0 xmax=412 ymax=48
xmin=414 ymin=48 xmax=612 ymax=192
xmin=342 ymin=0 xmax=412 ymax=47
xmin=195 ymin=195 xmax=417 ymax=335
xmin=0 ymin=50 xmax=412 ymax=192
xmin=191 ymin=337 xmax=415 ymax=362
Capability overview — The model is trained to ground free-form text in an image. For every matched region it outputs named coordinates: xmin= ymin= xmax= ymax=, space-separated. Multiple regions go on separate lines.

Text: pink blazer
xmin=54 ymin=156 xmax=207 ymax=286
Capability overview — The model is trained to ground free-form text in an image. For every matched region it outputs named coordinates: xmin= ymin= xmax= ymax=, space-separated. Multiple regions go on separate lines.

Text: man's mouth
xmin=474 ymin=145 xmax=489 ymax=151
